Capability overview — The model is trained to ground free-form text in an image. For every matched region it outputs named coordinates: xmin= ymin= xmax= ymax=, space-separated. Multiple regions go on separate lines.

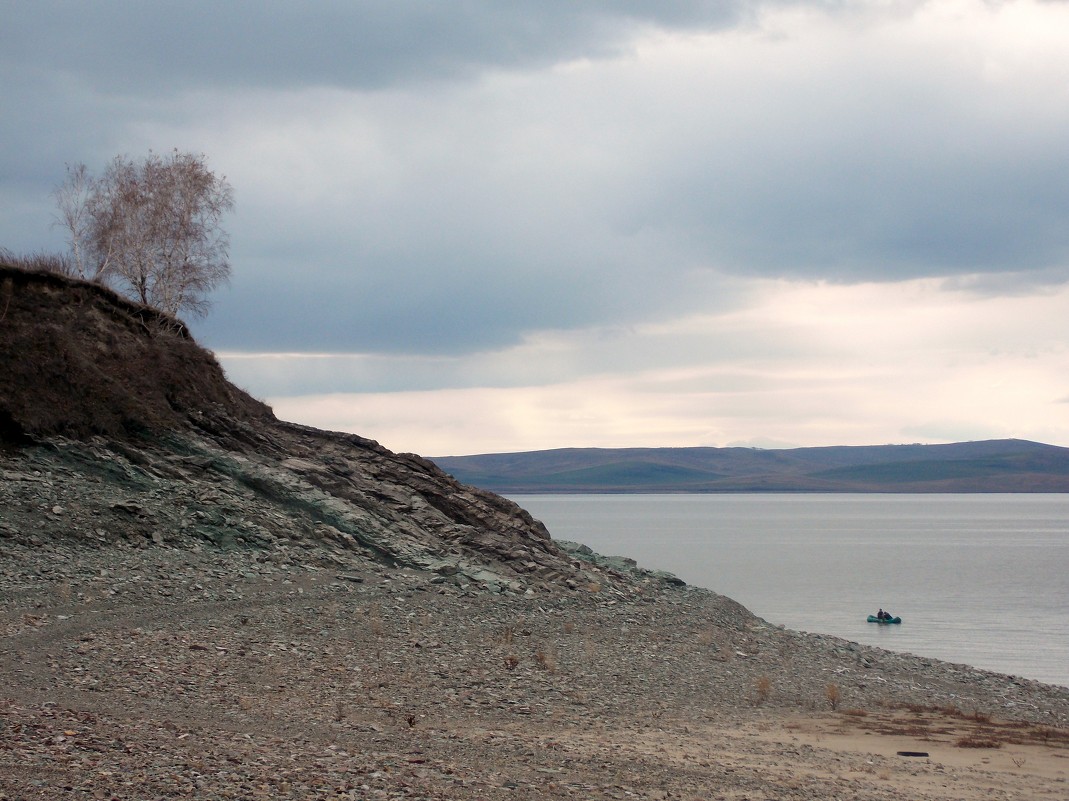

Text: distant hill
xmin=431 ymin=440 xmax=1069 ymax=493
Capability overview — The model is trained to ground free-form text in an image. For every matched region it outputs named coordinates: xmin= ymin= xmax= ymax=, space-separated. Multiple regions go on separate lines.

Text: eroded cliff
xmin=0 ymin=264 xmax=639 ymax=595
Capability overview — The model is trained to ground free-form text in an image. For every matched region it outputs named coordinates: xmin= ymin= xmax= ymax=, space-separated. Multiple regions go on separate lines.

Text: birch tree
xmin=54 ymin=150 xmax=235 ymax=318
xmin=52 ymin=163 xmax=97 ymax=280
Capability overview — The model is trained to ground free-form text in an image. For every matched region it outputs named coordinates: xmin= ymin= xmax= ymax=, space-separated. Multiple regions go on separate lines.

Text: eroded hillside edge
xmin=0 ymin=263 xmax=666 ymax=595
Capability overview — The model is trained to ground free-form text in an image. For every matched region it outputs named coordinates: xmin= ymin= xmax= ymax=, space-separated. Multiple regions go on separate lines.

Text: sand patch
xmin=766 ymin=707 xmax=1069 ymax=798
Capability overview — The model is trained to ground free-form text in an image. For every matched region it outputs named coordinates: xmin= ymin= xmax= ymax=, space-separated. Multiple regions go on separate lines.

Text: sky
xmin=3 ymin=0 xmax=1069 ymax=456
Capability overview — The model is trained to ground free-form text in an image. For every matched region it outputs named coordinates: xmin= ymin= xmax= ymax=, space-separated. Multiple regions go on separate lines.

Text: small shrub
xmin=754 ymin=676 xmax=772 ymax=706
xmin=503 ymin=654 xmax=520 ymax=671
xmin=842 ymin=707 xmax=868 ymax=717
xmin=562 ymin=621 xmax=575 ymax=635
xmin=825 ymin=683 xmax=841 ymax=711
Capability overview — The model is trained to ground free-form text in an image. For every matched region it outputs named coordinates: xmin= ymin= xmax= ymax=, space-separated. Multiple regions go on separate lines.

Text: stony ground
xmin=2 ymin=537 xmax=1068 ymax=800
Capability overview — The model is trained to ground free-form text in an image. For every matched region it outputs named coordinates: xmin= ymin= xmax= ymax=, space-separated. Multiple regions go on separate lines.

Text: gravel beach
xmin=3 ymin=538 xmax=1067 ymax=801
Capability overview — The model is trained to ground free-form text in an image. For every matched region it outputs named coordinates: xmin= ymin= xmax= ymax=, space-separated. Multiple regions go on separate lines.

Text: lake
xmin=507 ymin=493 xmax=1069 ymax=688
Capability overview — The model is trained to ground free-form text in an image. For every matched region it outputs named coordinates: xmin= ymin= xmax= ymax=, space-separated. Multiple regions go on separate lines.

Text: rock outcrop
xmin=0 ymin=263 xmax=634 ymax=594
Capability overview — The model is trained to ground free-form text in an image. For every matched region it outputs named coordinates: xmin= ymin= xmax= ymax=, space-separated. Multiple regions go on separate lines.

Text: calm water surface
xmin=508 ymin=494 xmax=1069 ymax=687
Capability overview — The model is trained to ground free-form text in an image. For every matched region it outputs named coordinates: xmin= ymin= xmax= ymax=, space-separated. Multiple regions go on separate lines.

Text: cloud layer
xmin=3 ymin=1 xmax=1068 ymax=452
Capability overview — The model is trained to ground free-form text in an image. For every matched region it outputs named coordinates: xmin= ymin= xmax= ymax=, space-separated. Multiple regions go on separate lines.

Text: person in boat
xmin=877 ymin=608 xmax=886 ymax=620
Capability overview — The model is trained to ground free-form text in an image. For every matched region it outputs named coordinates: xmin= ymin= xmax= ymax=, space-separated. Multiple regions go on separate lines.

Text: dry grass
xmin=956 ymin=734 xmax=1002 ymax=749
xmin=533 ymin=644 xmax=557 ymax=672
xmin=0 ymin=264 xmax=272 ymax=444
xmin=499 ymin=624 xmax=515 ymax=646
xmin=849 ymin=702 xmax=1069 ymax=751
xmin=368 ymin=603 xmax=384 ymax=638
xmin=0 ymin=248 xmax=74 ymax=277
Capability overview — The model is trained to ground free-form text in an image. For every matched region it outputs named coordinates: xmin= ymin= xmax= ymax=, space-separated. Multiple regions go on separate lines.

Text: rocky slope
xmin=0 ymin=263 xmax=635 ymax=596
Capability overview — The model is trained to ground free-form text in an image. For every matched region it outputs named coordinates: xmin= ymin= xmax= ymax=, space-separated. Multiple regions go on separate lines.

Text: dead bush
xmin=825 ymin=683 xmax=841 ymax=711
xmin=753 ymin=675 xmax=772 ymax=706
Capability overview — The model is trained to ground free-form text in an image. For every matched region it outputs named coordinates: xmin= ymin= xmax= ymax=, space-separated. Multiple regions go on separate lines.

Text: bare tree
xmin=53 ymin=150 xmax=234 ymax=318
xmin=52 ymin=163 xmax=97 ymax=279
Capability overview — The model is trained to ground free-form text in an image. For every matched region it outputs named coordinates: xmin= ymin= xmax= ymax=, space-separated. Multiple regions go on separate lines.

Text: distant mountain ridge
xmin=431 ymin=440 xmax=1069 ymax=493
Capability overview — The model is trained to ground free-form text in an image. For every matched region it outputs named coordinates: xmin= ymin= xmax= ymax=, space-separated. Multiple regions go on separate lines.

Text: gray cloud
xmin=2 ymin=2 xmax=752 ymax=94
xmin=5 ymin=0 xmax=1069 ymax=364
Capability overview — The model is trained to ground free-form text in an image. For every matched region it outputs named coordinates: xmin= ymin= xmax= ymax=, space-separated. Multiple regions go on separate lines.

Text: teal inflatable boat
xmin=867 ymin=614 xmax=901 ymax=624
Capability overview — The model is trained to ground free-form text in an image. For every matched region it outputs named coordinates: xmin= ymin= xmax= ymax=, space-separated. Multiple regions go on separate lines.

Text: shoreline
xmin=3 ymin=539 xmax=1067 ymax=799
xmin=552 ymin=537 xmax=1069 ymax=693
xmin=520 ymin=494 xmax=1069 ymax=690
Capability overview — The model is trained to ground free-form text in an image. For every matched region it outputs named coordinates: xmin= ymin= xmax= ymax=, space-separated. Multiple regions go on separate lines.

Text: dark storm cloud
xmin=2 ymin=1 xmax=750 ymax=93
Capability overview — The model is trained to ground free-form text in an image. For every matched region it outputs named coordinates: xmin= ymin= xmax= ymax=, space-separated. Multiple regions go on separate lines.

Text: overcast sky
xmin=4 ymin=1 xmax=1068 ymax=455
